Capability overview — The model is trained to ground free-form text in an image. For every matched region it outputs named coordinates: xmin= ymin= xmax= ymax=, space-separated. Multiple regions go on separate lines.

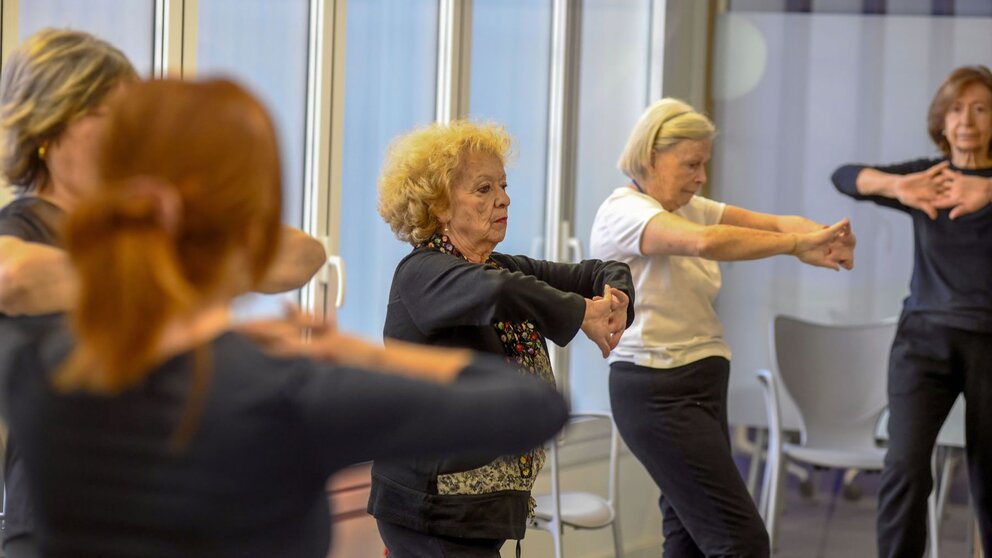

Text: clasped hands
xmin=793 ymin=219 xmax=856 ymax=272
xmin=581 ymin=284 xmax=629 ymax=359
xmin=896 ymin=160 xmax=992 ymax=220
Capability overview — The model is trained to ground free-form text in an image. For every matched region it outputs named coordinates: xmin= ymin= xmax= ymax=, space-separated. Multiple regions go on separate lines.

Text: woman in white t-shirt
xmin=589 ymin=98 xmax=855 ymax=557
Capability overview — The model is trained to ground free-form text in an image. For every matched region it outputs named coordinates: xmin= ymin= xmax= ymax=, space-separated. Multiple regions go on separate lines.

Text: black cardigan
xmin=368 ymin=248 xmax=634 ymax=540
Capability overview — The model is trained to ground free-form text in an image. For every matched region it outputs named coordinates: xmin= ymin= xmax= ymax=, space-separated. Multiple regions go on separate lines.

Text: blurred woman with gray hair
xmin=591 ymin=98 xmax=855 ymax=557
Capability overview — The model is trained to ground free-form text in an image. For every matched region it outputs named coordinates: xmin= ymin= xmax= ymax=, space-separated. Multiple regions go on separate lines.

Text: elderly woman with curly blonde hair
xmin=369 ymin=121 xmax=635 ymax=557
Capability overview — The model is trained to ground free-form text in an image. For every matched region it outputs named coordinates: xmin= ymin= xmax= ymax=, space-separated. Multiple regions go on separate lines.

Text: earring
xmin=38 ymin=145 xmax=47 ymax=160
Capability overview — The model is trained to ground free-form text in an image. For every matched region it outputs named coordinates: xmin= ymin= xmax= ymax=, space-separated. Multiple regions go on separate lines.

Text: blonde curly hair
xmin=378 ymin=121 xmax=513 ymax=245
xmin=0 ymin=28 xmax=136 ymax=193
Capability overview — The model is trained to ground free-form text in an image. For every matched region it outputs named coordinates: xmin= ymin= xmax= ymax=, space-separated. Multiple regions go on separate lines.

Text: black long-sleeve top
xmin=368 ymin=248 xmax=634 ymax=540
xmin=382 ymin=249 xmax=635 ymax=350
xmin=0 ymin=325 xmax=568 ymax=558
xmin=832 ymin=158 xmax=992 ymax=332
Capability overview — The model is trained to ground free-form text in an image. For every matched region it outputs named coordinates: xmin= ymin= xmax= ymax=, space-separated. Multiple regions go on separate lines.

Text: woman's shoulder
xmin=393 ymin=246 xmax=477 ymax=280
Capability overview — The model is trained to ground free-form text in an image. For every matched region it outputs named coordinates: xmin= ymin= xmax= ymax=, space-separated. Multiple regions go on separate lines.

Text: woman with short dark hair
xmin=832 ymin=64 xmax=992 ymax=558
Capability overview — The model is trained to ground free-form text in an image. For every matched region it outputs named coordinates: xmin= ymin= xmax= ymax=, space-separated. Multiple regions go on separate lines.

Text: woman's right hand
xmin=582 ymin=291 xmax=617 ymax=358
xmin=892 ymin=161 xmax=950 ymax=219
xmin=793 ymin=219 xmax=855 ymax=270
xmin=238 ymin=305 xmax=471 ymax=383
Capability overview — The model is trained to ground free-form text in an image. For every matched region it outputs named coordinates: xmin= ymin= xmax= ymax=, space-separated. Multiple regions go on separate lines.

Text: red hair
xmin=59 ymin=79 xmax=282 ymax=393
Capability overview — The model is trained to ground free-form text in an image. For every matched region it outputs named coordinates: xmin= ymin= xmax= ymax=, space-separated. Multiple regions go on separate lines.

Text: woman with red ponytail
xmin=0 ymin=78 xmax=568 ymax=558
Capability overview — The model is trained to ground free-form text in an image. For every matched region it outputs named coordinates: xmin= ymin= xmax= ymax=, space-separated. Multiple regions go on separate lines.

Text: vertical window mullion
xmin=544 ymin=0 xmax=582 ymax=396
xmin=302 ymin=0 xmax=346 ymax=317
xmin=435 ymin=0 xmax=471 ymax=123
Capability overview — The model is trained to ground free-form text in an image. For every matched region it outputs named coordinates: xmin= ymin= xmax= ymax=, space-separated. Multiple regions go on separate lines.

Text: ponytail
xmin=58 ymin=177 xmax=196 ymax=393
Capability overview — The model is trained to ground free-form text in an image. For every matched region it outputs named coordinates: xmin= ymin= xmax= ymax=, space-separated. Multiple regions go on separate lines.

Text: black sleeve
xmin=831 ymin=158 xmax=942 ymax=213
xmin=0 ymin=213 xmax=39 ymax=240
xmin=292 ymin=353 xmax=569 ymax=472
xmin=394 ymin=249 xmax=589 ymax=346
xmin=501 ymin=255 xmax=635 ymax=330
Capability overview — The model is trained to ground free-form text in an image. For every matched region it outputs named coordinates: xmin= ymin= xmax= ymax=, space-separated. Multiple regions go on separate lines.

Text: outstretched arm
xmin=720 ymin=205 xmax=824 ymax=234
xmin=832 ymin=160 xmax=949 ymax=220
xmin=298 ymin=352 xmax=569 ymax=470
xmin=0 ymin=236 xmax=77 ymax=316
xmin=639 ymin=207 xmax=853 ymax=270
xmin=237 ymin=307 xmax=473 ymax=384
xmin=0 ymin=225 xmax=325 ymax=316
xmin=720 ymin=205 xmax=855 ymax=269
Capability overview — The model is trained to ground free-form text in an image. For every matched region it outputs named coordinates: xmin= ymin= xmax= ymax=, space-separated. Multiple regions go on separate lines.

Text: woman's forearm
xmin=374 ymin=339 xmax=472 ymax=383
xmin=854 ymin=168 xmax=900 ymax=198
xmin=774 ymin=215 xmax=822 ymax=234
xmin=0 ymin=237 xmax=77 ymax=315
xmin=696 ymin=225 xmax=796 ymax=261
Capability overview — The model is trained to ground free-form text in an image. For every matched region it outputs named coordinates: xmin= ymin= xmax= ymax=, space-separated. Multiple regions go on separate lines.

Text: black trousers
xmin=610 ymin=357 xmax=769 ymax=558
xmin=3 ymin=536 xmax=40 ymax=558
xmin=377 ymin=519 xmax=505 ymax=558
xmin=877 ymin=312 xmax=992 ymax=558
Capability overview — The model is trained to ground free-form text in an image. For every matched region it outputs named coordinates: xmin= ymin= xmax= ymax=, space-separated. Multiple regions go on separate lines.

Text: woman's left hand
xmin=605 ymin=285 xmax=629 ymax=349
xmin=589 ymin=285 xmax=629 ymax=356
xmin=933 ymin=170 xmax=992 ymax=220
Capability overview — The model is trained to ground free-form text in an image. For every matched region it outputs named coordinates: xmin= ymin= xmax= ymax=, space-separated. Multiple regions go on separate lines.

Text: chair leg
xmin=611 ymin=516 xmax=624 ymax=558
xmin=747 ymin=427 xmax=767 ymax=499
xmin=764 ymin=452 xmax=784 ymax=551
xmin=936 ymin=450 xmax=961 ymax=524
xmin=552 ymin=521 xmax=563 ymax=558
xmin=929 ymin=450 xmax=940 ymax=558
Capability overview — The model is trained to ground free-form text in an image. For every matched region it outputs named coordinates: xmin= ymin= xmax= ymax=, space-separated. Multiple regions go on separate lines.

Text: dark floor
xmin=740 ymin=450 xmax=982 ymax=557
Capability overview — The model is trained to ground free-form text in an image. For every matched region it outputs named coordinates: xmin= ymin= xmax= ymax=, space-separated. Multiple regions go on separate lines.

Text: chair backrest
xmin=771 ymin=315 xmax=896 ymax=452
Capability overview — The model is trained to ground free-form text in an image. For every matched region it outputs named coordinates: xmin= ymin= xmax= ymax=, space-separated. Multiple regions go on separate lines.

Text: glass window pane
xmin=197 ymin=0 xmax=310 ymax=318
xmin=337 ymin=0 xmax=438 ymax=340
xmin=18 ymin=0 xmax=155 ymax=76
xmin=570 ymin=0 xmax=651 ymax=412
xmin=468 ymin=0 xmax=552 ymax=257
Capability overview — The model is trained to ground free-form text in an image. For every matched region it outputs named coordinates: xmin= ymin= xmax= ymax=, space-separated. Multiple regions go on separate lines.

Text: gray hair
xmin=617 ymin=98 xmax=715 ymax=182
xmin=0 ymin=28 xmax=136 ymax=193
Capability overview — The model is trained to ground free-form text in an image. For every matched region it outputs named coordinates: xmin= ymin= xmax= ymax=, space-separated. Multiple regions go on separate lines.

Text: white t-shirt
xmin=589 ymin=186 xmax=731 ymax=369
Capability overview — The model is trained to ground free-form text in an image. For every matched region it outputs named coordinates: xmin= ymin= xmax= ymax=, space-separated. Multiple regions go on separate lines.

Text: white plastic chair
xmin=756 ymin=316 xmax=896 ymax=550
xmin=529 ymin=412 xmax=623 ymax=558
